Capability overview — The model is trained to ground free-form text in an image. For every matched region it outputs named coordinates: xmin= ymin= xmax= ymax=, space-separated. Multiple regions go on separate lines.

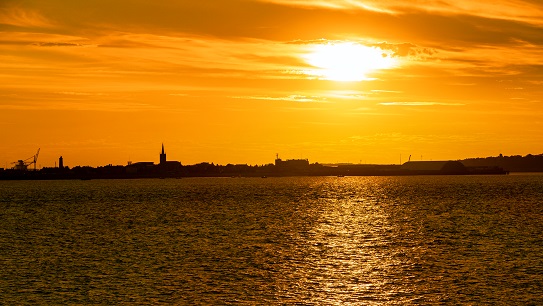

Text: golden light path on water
xmin=304 ymin=42 xmax=398 ymax=81
xmin=271 ymin=177 xmax=420 ymax=304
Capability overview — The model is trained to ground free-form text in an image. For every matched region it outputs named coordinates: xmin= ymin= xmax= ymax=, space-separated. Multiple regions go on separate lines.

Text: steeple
xmin=160 ymin=143 xmax=166 ymax=164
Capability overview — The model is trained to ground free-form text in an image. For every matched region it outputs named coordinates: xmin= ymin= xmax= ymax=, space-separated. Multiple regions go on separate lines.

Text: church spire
xmin=160 ymin=143 xmax=166 ymax=164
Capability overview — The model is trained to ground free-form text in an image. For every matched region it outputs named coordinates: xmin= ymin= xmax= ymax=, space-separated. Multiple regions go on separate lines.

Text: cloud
xmin=168 ymin=93 xmax=189 ymax=97
xmin=379 ymin=102 xmax=464 ymax=106
xmin=371 ymin=90 xmax=403 ymax=93
xmin=5 ymin=1 xmax=542 ymax=47
xmin=286 ymin=39 xmax=331 ymax=45
xmin=0 ymin=6 xmax=53 ymax=28
xmin=231 ymin=95 xmax=327 ymax=103
xmin=448 ymin=83 xmax=476 ymax=86
xmin=257 ymin=0 xmax=543 ymax=26
xmin=325 ymin=91 xmax=367 ymax=100
xmin=57 ymin=92 xmax=106 ymax=96
xmin=258 ymin=0 xmax=395 ymax=13
xmin=436 ymin=43 xmax=543 ymax=78
xmin=32 ymin=42 xmax=84 ymax=47
xmin=373 ymin=42 xmax=437 ymax=59
xmin=2 ymin=1 xmax=542 ymax=100
xmin=0 ymin=101 xmax=158 ymax=112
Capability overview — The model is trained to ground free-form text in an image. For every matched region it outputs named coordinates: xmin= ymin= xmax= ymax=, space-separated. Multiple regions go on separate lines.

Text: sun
xmin=304 ymin=42 xmax=396 ymax=81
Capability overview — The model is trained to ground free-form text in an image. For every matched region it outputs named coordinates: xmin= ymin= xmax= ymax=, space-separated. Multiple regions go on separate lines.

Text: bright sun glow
xmin=304 ymin=42 xmax=397 ymax=81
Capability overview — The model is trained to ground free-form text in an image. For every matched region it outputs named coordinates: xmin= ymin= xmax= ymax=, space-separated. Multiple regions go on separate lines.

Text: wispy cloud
xmin=448 ymin=83 xmax=476 ymax=86
xmin=371 ymin=42 xmax=437 ymax=59
xmin=32 ymin=42 xmax=85 ymax=47
xmin=0 ymin=6 xmax=53 ymax=27
xmin=371 ymin=90 xmax=403 ymax=93
xmin=0 ymin=101 xmax=159 ymax=112
xmin=379 ymin=102 xmax=465 ymax=106
xmin=258 ymin=0 xmax=543 ymax=25
xmin=325 ymin=90 xmax=367 ymax=100
xmin=231 ymin=95 xmax=327 ymax=103
xmin=57 ymin=92 xmax=106 ymax=96
xmin=258 ymin=0 xmax=395 ymax=13
xmin=168 ymin=93 xmax=189 ymax=97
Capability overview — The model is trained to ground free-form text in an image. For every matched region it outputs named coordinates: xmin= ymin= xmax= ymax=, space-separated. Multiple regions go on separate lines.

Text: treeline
xmin=461 ymin=154 xmax=543 ymax=172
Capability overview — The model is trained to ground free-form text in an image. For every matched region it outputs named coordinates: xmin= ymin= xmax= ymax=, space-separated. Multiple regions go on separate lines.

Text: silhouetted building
xmin=126 ymin=162 xmax=155 ymax=175
xmin=401 ymin=161 xmax=467 ymax=174
xmin=156 ymin=143 xmax=182 ymax=176
xmin=275 ymin=158 xmax=309 ymax=169
xmin=274 ymin=154 xmax=310 ymax=175
xmin=59 ymin=156 xmax=63 ymax=169
xmin=160 ymin=143 xmax=167 ymax=165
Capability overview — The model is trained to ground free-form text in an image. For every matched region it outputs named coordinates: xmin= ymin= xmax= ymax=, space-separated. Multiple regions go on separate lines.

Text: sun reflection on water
xmin=265 ymin=177 xmax=428 ymax=304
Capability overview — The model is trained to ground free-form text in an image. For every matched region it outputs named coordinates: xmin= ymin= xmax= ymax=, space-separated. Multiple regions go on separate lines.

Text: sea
xmin=1 ymin=174 xmax=542 ymax=305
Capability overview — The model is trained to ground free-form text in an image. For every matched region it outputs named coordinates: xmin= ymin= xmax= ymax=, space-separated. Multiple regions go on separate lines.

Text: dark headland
xmin=6 ymin=145 xmax=539 ymax=181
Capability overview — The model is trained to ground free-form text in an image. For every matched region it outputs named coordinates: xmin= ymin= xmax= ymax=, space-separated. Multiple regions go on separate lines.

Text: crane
xmin=12 ymin=148 xmax=40 ymax=171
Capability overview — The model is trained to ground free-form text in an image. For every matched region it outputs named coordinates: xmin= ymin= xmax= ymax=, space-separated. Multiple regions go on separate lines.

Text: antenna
xmin=34 ymin=148 xmax=40 ymax=171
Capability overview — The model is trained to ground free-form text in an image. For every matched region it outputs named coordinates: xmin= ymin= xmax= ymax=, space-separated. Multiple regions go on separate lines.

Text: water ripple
xmin=1 ymin=175 xmax=543 ymax=304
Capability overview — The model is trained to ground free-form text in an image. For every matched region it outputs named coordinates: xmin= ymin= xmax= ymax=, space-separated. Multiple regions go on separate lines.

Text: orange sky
xmin=1 ymin=0 xmax=543 ymax=167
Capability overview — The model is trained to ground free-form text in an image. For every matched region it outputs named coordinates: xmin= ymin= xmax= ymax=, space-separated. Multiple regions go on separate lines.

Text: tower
xmin=59 ymin=156 xmax=64 ymax=169
xmin=160 ymin=143 xmax=166 ymax=165
xmin=275 ymin=153 xmax=282 ymax=167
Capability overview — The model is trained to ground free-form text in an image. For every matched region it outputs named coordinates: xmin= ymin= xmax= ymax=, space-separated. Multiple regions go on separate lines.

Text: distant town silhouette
xmin=5 ymin=144 xmax=543 ymax=180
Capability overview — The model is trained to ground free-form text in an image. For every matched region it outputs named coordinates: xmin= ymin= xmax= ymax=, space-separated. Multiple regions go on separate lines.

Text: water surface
xmin=1 ymin=175 xmax=542 ymax=304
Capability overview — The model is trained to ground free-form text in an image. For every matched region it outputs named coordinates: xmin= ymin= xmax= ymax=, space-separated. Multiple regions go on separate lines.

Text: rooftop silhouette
xmin=5 ymin=144 xmax=537 ymax=180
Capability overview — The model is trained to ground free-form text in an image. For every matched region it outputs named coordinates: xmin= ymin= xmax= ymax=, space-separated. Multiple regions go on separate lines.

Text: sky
xmin=1 ymin=0 xmax=543 ymax=167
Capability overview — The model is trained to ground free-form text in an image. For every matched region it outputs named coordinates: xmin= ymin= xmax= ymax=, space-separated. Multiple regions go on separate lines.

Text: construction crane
xmin=12 ymin=148 xmax=40 ymax=171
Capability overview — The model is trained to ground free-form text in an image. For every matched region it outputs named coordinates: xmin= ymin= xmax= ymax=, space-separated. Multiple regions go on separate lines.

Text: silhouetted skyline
xmin=4 ymin=143 xmax=543 ymax=172
xmin=1 ymin=1 xmax=542 ymax=167
xmin=18 ymin=144 xmax=543 ymax=180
